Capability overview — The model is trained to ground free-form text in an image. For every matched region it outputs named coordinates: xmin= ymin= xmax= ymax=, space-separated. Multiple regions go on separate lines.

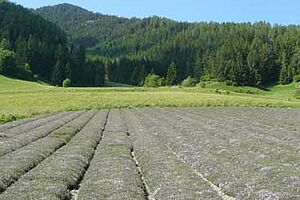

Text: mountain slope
xmin=36 ymin=4 xmax=300 ymax=87
xmin=0 ymin=1 xmax=68 ymax=81
xmin=0 ymin=2 xmax=105 ymax=87
xmin=36 ymin=4 xmax=130 ymax=47
xmin=36 ymin=4 xmax=190 ymax=52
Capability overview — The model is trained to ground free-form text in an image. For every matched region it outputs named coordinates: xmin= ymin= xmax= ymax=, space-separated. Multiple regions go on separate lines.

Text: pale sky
xmin=13 ymin=0 xmax=300 ymax=25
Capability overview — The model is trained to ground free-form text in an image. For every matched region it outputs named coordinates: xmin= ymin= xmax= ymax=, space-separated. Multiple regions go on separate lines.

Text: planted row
xmin=124 ymin=110 xmax=222 ymax=200
xmin=0 ymin=112 xmax=83 ymax=157
xmin=0 ymin=112 xmax=66 ymax=138
xmin=138 ymin=108 xmax=300 ymax=199
xmin=0 ymin=111 xmax=94 ymax=192
xmin=78 ymin=110 xmax=146 ymax=200
xmin=0 ymin=111 xmax=107 ymax=200
xmin=168 ymin=109 xmax=300 ymax=199
xmin=0 ymin=113 xmax=52 ymax=133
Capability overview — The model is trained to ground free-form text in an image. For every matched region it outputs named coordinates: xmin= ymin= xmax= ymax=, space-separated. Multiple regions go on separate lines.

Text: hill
xmin=0 ymin=1 xmax=105 ymax=87
xmin=36 ymin=4 xmax=300 ymax=87
xmin=36 ymin=4 xmax=130 ymax=48
xmin=35 ymin=4 xmax=189 ymax=51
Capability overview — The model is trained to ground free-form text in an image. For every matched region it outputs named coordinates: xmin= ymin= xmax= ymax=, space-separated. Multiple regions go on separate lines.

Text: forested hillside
xmin=36 ymin=4 xmax=300 ymax=87
xmin=0 ymin=1 xmax=104 ymax=86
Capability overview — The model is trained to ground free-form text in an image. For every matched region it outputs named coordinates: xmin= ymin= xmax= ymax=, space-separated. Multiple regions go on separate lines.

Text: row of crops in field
xmin=0 ymin=108 xmax=299 ymax=199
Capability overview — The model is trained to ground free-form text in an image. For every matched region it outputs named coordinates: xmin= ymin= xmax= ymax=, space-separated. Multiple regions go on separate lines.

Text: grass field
xmin=0 ymin=75 xmax=299 ymax=123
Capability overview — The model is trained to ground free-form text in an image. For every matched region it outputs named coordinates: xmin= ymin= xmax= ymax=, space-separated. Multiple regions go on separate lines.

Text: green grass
xmin=0 ymin=75 xmax=299 ymax=123
xmin=104 ymin=80 xmax=133 ymax=87
xmin=0 ymin=75 xmax=51 ymax=91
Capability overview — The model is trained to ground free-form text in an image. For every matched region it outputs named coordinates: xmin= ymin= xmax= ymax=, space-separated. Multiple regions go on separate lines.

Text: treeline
xmin=37 ymin=4 xmax=300 ymax=87
xmin=104 ymin=22 xmax=300 ymax=87
xmin=36 ymin=3 xmax=130 ymax=48
xmin=0 ymin=2 xmax=104 ymax=86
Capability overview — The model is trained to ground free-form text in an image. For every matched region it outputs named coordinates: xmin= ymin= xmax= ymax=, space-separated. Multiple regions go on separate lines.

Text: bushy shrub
xmin=0 ymin=114 xmax=23 ymax=124
xmin=294 ymin=74 xmax=300 ymax=82
xmin=16 ymin=63 xmax=33 ymax=80
xmin=197 ymin=82 xmax=206 ymax=88
xmin=62 ymin=78 xmax=71 ymax=88
xmin=0 ymin=48 xmax=16 ymax=75
xmin=144 ymin=74 xmax=162 ymax=88
xmin=158 ymin=77 xmax=165 ymax=86
xmin=225 ymin=80 xmax=234 ymax=86
xmin=181 ymin=76 xmax=197 ymax=87
xmin=201 ymin=75 xmax=211 ymax=82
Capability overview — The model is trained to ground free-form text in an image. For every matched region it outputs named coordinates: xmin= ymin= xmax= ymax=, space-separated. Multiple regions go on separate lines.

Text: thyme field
xmin=0 ymin=108 xmax=299 ymax=199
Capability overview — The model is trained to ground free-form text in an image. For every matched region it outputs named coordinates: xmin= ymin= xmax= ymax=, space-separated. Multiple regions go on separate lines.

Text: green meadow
xmin=0 ymin=75 xmax=299 ymax=123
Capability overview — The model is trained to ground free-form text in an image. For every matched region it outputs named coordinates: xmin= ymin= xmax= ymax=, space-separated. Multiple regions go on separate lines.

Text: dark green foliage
xmin=36 ymin=4 xmax=130 ymax=49
xmin=0 ymin=38 xmax=9 ymax=49
xmin=166 ymin=62 xmax=178 ymax=86
xmin=35 ymin=4 xmax=300 ymax=87
xmin=83 ymin=58 xmax=105 ymax=86
xmin=294 ymin=74 xmax=300 ymax=82
xmin=0 ymin=114 xmax=24 ymax=124
xmin=0 ymin=2 xmax=105 ymax=86
xmin=51 ymin=61 xmax=64 ymax=86
xmin=93 ymin=58 xmax=105 ymax=86
xmin=158 ymin=77 xmax=166 ymax=87
xmin=137 ymin=65 xmax=147 ymax=86
xmin=0 ymin=1 xmax=68 ymax=81
xmin=106 ymin=57 xmax=155 ymax=85
xmin=0 ymin=48 xmax=16 ymax=75
xmin=62 ymin=78 xmax=71 ymax=87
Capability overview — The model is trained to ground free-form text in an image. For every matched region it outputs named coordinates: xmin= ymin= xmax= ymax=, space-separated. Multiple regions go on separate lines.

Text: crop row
xmin=0 ymin=111 xmax=107 ymax=200
xmin=0 ymin=112 xmax=83 ymax=157
xmin=77 ymin=110 xmax=146 ymax=200
xmin=134 ymin=108 xmax=300 ymax=199
xmin=1 ymin=108 xmax=298 ymax=199
xmin=0 ymin=113 xmax=53 ymax=133
xmin=0 ymin=111 xmax=94 ymax=193
xmin=182 ymin=108 xmax=300 ymax=147
xmin=170 ymin=108 xmax=300 ymax=199
xmin=0 ymin=112 xmax=67 ymax=138
xmin=124 ymin=109 xmax=223 ymax=200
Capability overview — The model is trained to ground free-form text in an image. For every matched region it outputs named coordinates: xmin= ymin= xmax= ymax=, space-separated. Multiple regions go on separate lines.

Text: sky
xmin=12 ymin=0 xmax=300 ymax=25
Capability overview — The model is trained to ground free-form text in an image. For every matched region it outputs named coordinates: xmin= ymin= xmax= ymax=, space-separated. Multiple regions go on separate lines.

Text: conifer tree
xmin=166 ymin=62 xmax=178 ymax=86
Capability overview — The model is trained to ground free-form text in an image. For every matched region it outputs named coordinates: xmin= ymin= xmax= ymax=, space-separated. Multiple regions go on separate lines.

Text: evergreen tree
xmin=15 ymin=37 xmax=28 ymax=67
xmin=51 ymin=61 xmax=65 ymax=86
xmin=137 ymin=65 xmax=147 ymax=86
xmin=166 ymin=62 xmax=178 ymax=86
xmin=0 ymin=49 xmax=16 ymax=75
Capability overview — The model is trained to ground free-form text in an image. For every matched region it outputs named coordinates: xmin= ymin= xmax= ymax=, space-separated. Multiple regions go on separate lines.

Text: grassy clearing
xmin=0 ymin=75 xmax=299 ymax=123
xmin=0 ymin=75 xmax=50 ymax=91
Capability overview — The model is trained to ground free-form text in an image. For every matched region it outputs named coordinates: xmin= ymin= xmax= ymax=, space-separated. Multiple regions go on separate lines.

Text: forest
xmin=1 ymin=2 xmax=300 ymax=87
xmin=36 ymin=4 xmax=300 ymax=87
xmin=0 ymin=1 xmax=104 ymax=87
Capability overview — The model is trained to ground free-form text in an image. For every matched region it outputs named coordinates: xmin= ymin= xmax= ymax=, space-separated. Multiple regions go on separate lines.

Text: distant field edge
xmin=1 ymin=105 xmax=300 ymax=124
